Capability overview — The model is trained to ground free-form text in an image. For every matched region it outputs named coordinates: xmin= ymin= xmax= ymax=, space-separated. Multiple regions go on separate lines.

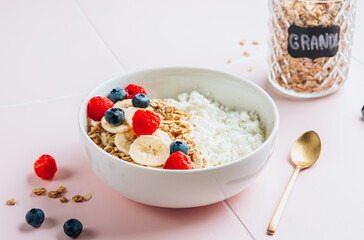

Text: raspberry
xmin=34 ymin=155 xmax=57 ymax=180
xmin=125 ymin=84 xmax=147 ymax=99
xmin=87 ymin=96 xmax=114 ymax=121
xmin=163 ymin=151 xmax=194 ymax=170
xmin=132 ymin=110 xmax=160 ymax=136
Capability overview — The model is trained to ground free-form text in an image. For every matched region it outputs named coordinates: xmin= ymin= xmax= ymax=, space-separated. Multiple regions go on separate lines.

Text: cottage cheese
xmin=168 ymin=91 xmax=265 ymax=167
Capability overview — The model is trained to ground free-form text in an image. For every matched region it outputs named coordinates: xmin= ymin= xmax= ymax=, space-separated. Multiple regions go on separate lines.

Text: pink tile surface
xmin=0 ymin=0 xmax=122 ymax=106
xmin=224 ymin=59 xmax=364 ymax=240
xmin=0 ymin=97 xmax=250 ymax=240
xmin=76 ymin=0 xmax=269 ymax=71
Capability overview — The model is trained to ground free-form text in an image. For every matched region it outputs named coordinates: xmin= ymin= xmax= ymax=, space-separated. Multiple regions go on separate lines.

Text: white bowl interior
xmin=80 ymin=68 xmax=277 ymax=142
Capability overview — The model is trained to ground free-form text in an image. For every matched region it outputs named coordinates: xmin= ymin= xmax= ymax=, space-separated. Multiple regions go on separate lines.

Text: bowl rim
xmin=78 ymin=66 xmax=279 ymax=174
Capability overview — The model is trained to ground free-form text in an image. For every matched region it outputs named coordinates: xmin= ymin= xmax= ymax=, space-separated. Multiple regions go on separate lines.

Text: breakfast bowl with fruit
xmin=78 ymin=67 xmax=279 ymax=208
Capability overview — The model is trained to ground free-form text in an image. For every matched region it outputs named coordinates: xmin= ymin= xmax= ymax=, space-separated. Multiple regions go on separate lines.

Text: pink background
xmin=1 ymin=0 xmax=363 ymax=239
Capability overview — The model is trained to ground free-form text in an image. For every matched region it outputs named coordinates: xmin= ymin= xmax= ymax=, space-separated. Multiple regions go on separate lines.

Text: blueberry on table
xmin=25 ymin=208 xmax=45 ymax=227
xmin=132 ymin=93 xmax=150 ymax=108
xmin=170 ymin=140 xmax=189 ymax=155
xmin=108 ymin=87 xmax=127 ymax=103
xmin=361 ymin=105 xmax=364 ymax=117
xmin=64 ymin=218 xmax=83 ymax=239
xmin=105 ymin=108 xmax=125 ymax=126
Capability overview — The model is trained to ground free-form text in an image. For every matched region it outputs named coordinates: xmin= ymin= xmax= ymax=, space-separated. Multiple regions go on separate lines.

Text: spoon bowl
xmin=291 ymin=131 xmax=321 ymax=169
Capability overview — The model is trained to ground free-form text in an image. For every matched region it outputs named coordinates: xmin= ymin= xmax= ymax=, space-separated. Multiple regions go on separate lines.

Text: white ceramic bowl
xmin=79 ymin=67 xmax=279 ymax=208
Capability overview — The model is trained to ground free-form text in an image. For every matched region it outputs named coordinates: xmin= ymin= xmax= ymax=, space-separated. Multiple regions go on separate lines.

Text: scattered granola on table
xmin=60 ymin=196 xmax=69 ymax=203
xmin=57 ymin=186 xmax=65 ymax=193
xmin=6 ymin=198 xmax=16 ymax=206
xmin=47 ymin=191 xmax=59 ymax=198
xmin=32 ymin=187 xmax=46 ymax=195
xmin=82 ymin=194 xmax=92 ymax=201
xmin=72 ymin=195 xmax=83 ymax=202
xmin=47 ymin=186 xmax=65 ymax=198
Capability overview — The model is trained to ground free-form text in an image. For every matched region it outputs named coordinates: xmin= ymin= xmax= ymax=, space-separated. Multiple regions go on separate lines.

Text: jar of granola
xmin=268 ymin=0 xmax=357 ymax=98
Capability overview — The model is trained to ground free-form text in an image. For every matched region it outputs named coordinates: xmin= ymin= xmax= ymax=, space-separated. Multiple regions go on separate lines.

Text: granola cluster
xmin=269 ymin=0 xmax=356 ymax=95
xmin=88 ymin=99 xmax=206 ymax=168
xmin=6 ymin=198 xmax=16 ymax=206
xmin=32 ymin=187 xmax=46 ymax=195
xmin=31 ymin=186 xmax=92 ymax=204
xmin=47 ymin=186 xmax=65 ymax=198
xmin=5 ymin=186 xmax=92 ymax=206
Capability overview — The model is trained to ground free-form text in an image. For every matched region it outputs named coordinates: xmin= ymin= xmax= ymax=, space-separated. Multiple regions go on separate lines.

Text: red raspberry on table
xmin=125 ymin=84 xmax=147 ymax=99
xmin=163 ymin=151 xmax=194 ymax=170
xmin=87 ymin=96 xmax=114 ymax=121
xmin=34 ymin=155 xmax=57 ymax=180
xmin=132 ymin=110 xmax=160 ymax=136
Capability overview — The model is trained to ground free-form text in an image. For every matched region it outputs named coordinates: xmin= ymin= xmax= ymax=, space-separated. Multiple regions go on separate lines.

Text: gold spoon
xmin=267 ymin=131 xmax=321 ymax=235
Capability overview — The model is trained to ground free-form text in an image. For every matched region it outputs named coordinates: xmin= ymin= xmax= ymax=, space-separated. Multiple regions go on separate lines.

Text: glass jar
xmin=268 ymin=0 xmax=357 ymax=98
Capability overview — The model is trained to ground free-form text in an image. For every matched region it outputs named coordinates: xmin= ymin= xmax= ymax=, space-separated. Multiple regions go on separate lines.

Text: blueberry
xmin=362 ymin=105 xmax=364 ymax=117
xmin=170 ymin=140 xmax=189 ymax=155
xmin=108 ymin=87 xmax=127 ymax=103
xmin=105 ymin=108 xmax=125 ymax=126
xmin=25 ymin=208 xmax=45 ymax=227
xmin=64 ymin=219 xmax=83 ymax=239
xmin=132 ymin=94 xmax=150 ymax=108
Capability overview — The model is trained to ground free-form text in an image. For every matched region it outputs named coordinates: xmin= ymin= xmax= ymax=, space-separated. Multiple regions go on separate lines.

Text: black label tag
xmin=287 ymin=25 xmax=340 ymax=59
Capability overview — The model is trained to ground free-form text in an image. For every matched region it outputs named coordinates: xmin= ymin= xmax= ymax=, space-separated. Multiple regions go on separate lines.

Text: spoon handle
xmin=267 ymin=166 xmax=301 ymax=235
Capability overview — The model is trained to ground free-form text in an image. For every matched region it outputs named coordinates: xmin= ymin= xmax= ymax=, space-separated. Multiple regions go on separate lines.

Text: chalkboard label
xmin=287 ymin=25 xmax=340 ymax=59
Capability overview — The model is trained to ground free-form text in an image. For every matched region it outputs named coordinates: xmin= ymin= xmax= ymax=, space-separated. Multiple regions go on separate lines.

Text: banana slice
xmin=114 ymin=130 xmax=138 ymax=154
xmin=129 ymin=135 xmax=170 ymax=166
xmin=114 ymin=99 xmax=132 ymax=108
xmin=101 ymin=117 xmax=131 ymax=133
xmin=153 ymin=129 xmax=172 ymax=145
xmin=124 ymin=107 xmax=139 ymax=127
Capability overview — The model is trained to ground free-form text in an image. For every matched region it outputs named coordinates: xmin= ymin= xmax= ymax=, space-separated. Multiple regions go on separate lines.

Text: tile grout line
xmin=0 ymin=0 xmax=130 ymax=110
xmin=352 ymin=56 xmax=364 ymax=66
xmin=223 ymin=200 xmax=256 ymax=240
xmin=73 ymin=0 xmax=128 ymax=72
xmin=0 ymin=91 xmax=89 ymax=109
